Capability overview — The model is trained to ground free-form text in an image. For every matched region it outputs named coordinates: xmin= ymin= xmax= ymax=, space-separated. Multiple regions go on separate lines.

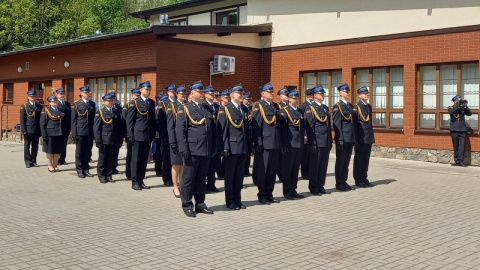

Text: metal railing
xmin=1 ymin=104 xmax=21 ymax=141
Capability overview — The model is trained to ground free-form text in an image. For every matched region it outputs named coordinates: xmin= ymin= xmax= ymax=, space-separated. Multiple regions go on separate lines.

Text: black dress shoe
xmin=458 ymin=162 xmax=467 ymax=167
xmin=140 ymin=184 xmax=150 ymax=189
xmin=344 ymin=183 xmax=354 ymax=190
xmin=58 ymin=162 xmax=67 ymax=165
xmin=237 ymin=204 xmax=246 ymax=209
xmin=356 ymin=182 xmax=369 ymax=188
xmin=196 ymin=207 xmax=214 ymax=214
xmin=126 ymin=176 xmax=132 ymax=180
xmin=77 ymin=173 xmax=85 ymax=178
xmin=227 ymin=204 xmax=240 ymax=210
xmin=184 ymin=209 xmax=196 ymax=217
xmin=259 ymin=198 xmax=271 ymax=205
xmin=207 ymin=186 xmax=220 ymax=193
xmin=31 ymin=162 xmax=39 ymax=167
xmin=99 ymin=179 xmax=108 ymax=184
xmin=26 ymin=164 xmax=32 ymax=168
xmin=335 ymin=185 xmax=348 ymax=192
xmin=132 ymin=185 xmax=142 ymax=190
xmin=293 ymin=192 xmax=305 ymax=199
xmin=84 ymin=172 xmax=94 ymax=177
xmin=364 ymin=180 xmax=374 ymax=187
xmin=284 ymin=195 xmax=296 ymax=200
xmin=164 ymin=181 xmax=173 ymax=186
xmin=111 ymin=169 xmax=120 ymax=174
xmin=106 ymin=177 xmax=115 ymax=183
xmin=319 ymin=187 xmax=330 ymax=194
xmin=310 ymin=191 xmax=321 ymax=196
xmin=267 ymin=197 xmax=280 ymax=203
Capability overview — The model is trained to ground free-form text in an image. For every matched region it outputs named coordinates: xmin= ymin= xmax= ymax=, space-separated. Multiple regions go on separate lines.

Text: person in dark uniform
xmin=242 ymin=92 xmax=253 ymax=176
xmin=40 ymin=95 xmax=65 ymax=172
xmin=251 ymin=82 xmax=282 ymax=204
xmin=279 ymin=90 xmax=305 ymax=199
xmin=20 ymin=90 xmax=43 ymax=168
xmin=332 ymin=84 xmax=356 ymax=192
xmin=122 ymin=88 xmax=140 ymax=180
xmin=203 ymin=85 xmax=221 ymax=193
xmin=305 ymin=86 xmax=332 ymax=195
xmin=105 ymin=88 xmax=124 ymax=175
xmin=218 ymin=84 xmax=250 ymax=210
xmin=214 ymin=90 xmax=230 ymax=181
xmin=167 ymin=85 xmax=188 ymax=197
xmin=353 ymin=86 xmax=375 ymax=187
xmin=300 ymin=88 xmax=314 ymax=179
xmin=176 ymin=81 xmax=217 ymax=217
xmin=278 ymin=87 xmax=289 ymax=109
xmin=153 ymin=93 xmax=164 ymax=176
xmin=448 ymin=95 xmax=472 ymax=167
xmin=94 ymin=93 xmax=124 ymax=184
xmin=155 ymin=89 xmax=173 ymax=186
xmin=72 ymin=86 xmax=96 ymax=178
xmin=220 ymin=90 xmax=231 ymax=107
xmin=126 ymin=81 xmax=156 ymax=190
xmin=55 ymin=88 xmax=71 ymax=165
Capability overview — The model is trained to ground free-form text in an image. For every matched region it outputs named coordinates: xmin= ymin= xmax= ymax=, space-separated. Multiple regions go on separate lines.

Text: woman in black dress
xmin=40 ymin=95 xmax=64 ymax=172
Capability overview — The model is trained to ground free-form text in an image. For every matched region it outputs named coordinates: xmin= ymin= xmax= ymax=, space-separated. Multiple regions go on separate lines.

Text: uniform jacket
xmin=279 ymin=100 xmax=289 ymax=110
xmin=126 ymin=97 xmax=156 ymax=142
xmin=353 ymin=101 xmax=375 ymax=144
xmin=155 ymin=101 xmax=169 ymax=143
xmin=217 ymin=101 xmax=251 ymax=155
xmin=71 ymin=99 xmax=96 ymax=137
xmin=448 ymin=103 xmax=472 ymax=132
xmin=280 ymin=105 xmax=305 ymax=149
xmin=299 ymin=100 xmax=313 ymax=112
xmin=175 ymin=101 xmax=217 ymax=157
xmin=305 ymin=102 xmax=333 ymax=148
xmin=332 ymin=100 xmax=356 ymax=143
xmin=251 ymin=99 xmax=282 ymax=150
xmin=40 ymin=107 xmax=64 ymax=137
xmin=20 ymin=101 xmax=42 ymax=134
xmin=56 ymin=99 xmax=71 ymax=138
xmin=94 ymin=105 xmax=124 ymax=145
xmin=166 ymin=100 xmax=183 ymax=144
xmin=204 ymin=100 xmax=221 ymax=145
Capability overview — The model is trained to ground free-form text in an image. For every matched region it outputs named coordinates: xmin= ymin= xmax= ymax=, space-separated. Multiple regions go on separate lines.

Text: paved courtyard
xmin=0 ymin=141 xmax=479 ymax=270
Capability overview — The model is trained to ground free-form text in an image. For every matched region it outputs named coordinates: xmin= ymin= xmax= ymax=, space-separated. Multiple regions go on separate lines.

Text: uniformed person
xmin=122 ymin=88 xmax=140 ymax=180
xmin=242 ymin=92 xmax=253 ymax=176
xmin=72 ymin=86 xmax=96 ymax=178
xmin=218 ymin=84 xmax=250 ymax=210
xmin=332 ymin=84 xmax=356 ymax=192
xmin=448 ymin=95 xmax=472 ymax=167
xmin=106 ymin=88 xmax=124 ymax=175
xmin=278 ymin=90 xmax=305 ymax=199
xmin=176 ymin=81 xmax=217 ymax=217
xmin=251 ymin=82 xmax=282 ymax=204
xmin=153 ymin=92 xmax=164 ymax=177
xmin=305 ymin=86 xmax=332 ymax=195
xmin=277 ymin=87 xmax=289 ymax=109
xmin=203 ymin=85 xmax=221 ymax=193
xmin=353 ymin=86 xmax=375 ymax=187
xmin=94 ymin=93 xmax=124 ymax=184
xmin=40 ymin=95 xmax=65 ymax=172
xmin=20 ymin=90 xmax=43 ymax=168
xmin=55 ymin=88 xmax=71 ymax=165
xmin=126 ymin=81 xmax=156 ymax=190
xmin=155 ymin=88 xmax=173 ymax=186
xmin=214 ymin=90 xmax=230 ymax=180
xmin=167 ymin=84 xmax=188 ymax=197
xmin=220 ymin=90 xmax=230 ymax=107
xmin=300 ymin=88 xmax=314 ymax=179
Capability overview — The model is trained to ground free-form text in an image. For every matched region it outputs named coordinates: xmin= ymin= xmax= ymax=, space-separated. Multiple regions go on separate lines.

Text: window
xmin=354 ymin=67 xmax=404 ymax=128
xmin=87 ymin=75 xmax=142 ymax=105
xmin=63 ymin=79 xmax=75 ymax=103
xmin=214 ymin=9 xmax=238 ymax=25
xmin=418 ymin=63 xmax=479 ymax=130
xmin=3 ymin=83 xmax=14 ymax=103
xmin=29 ymin=80 xmax=52 ymax=104
xmin=301 ymin=70 xmax=342 ymax=108
xmin=170 ymin=17 xmax=187 ymax=26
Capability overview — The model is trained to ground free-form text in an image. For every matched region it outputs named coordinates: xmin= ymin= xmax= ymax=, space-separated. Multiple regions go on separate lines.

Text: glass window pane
xmin=390 ymin=67 xmax=404 ymax=109
xmin=373 ymin=113 xmax=385 ymax=125
xmin=440 ymin=65 xmax=457 ymax=109
xmin=97 ymin=78 xmax=105 ymax=102
xmin=137 ymin=75 xmax=142 ymax=87
xmin=106 ymin=77 xmax=114 ymax=90
xmin=117 ymin=77 xmax=125 ymax=105
xmin=331 ymin=71 xmax=342 ymax=106
xmin=356 ymin=69 xmax=369 ymax=90
xmin=420 ymin=113 xmax=436 ymax=128
xmin=421 ymin=66 xmax=437 ymax=109
xmin=373 ymin=69 xmax=386 ymax=109
xmin=318 ymin=72 xmax=329 ymax=106
xmin=88 ymin=78 xmax=96 ymax=101
xmin=461 ymin=63 xmax=479 ymax=109
xmin=465 ymin=114 xmax=478 ymax=129
xmin=216 ymin=10 xmax=238 ymax=25
xmin=390 ymin=113 xmax=403 ymax=127
xmin=441 ymin=113 xmax=450 ymax=128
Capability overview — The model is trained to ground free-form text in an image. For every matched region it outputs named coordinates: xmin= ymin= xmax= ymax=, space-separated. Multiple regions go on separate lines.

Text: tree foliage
xmin=0 ymin=0 xmax=186 ymax=51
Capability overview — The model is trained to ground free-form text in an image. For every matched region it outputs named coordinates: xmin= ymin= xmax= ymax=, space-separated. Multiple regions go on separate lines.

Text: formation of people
xmin=21 ymin=80 xmax=381 ymax=218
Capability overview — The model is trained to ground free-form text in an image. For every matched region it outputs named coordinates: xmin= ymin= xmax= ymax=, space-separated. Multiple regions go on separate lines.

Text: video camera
xmin=459 ymin=99 xmax=468 ymax=108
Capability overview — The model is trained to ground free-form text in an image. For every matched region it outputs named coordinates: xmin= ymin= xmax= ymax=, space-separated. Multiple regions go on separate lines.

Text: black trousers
xmin=207 ymin=152 xmax=221 ymax=187
xmin=181 ymin=155 xmax=210 ymax=211
xmin=256 ymin=149 xmax=280 ymax=200
xmin=451 ymin=131 xmax=467 ymax=163
xmin=309 ymin=147 xmax=331 ymax=193
xmin=300 ymin=145 xmax=309 ymax=178
xmin=97 ymin=144 xmax=115 ymax=180
xmin=111 ymin=143 xmax=121 ymax=171
xmin=244 ymin=153 xmax=251 ymax=174
xmin=277 ymin=153 xmax=283 ymax=182
xmin=334 ymin=142 xmax=354 ymax=186
xmin=252 ymin=151 xmax=261 ymax=185
xmin=24 ymin=133 xmax=39 ymax=165
xmin=157 ymin=140 xmax=172 ymax=184
xmin=217 ymin=155 xmax=225 ymax=179
xmin=125 ymin=140 xmax=133 ymax=178
xmin=58 ymin=135 xmax=68 ymax=163
xmin=224 ymin=154 xmax=247 ymax=206
xmin=353 ymin=143 xmax=372 ymax=184
xmin=154 ymin=139 xmax=163 ymax=175
xmin=131 ymin=141 xmax=151 ymax=186
xmin=75 ymin=135 xmax=93 ymax=174
xmin=282 ymin=147 xmax=302 ymax=197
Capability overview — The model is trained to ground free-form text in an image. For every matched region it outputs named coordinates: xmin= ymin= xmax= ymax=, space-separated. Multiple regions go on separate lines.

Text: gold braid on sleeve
xmin=337 ymin=102 xmax=352 ymax=121
xmin=309 ymin=105 xmax=328 ymax=123
xmin=283 ymin=107 xmax=300 ymax=127
xmin=224 ymin=106 xmax=243 ymax=129
xmin=184 ymin=105 xmax=206 ymax=126
xmin=356 ymin=104 xmax=370 ymax=122
xmin=24 ymin=103 xmax=35 ymax=118
xmin=134 ymin=100 xmax=149 ymax=117
xmin=258 ymin=103 xmax=276 ymax=125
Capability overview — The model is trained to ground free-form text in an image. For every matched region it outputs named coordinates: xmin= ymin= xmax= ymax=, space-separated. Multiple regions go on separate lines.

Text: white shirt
xmin=231 ymin=100 xmax=241 ymax=109
xmin=314 ymin=101 xmax=323 ymax=107
xmin=340 ymin=99 xmax=348 ymax=105
xmin=140 ymin=96 xmax=147 ymax=102
xmin=289 ymin=104 xmax=298 ymax=111
xmin=81 ymin=98 xmax=89 ymax=104
xmin=169 ymin=97 xmax=175 ymax=103
xmin=29 ymin=101 xmax=35 ymax=106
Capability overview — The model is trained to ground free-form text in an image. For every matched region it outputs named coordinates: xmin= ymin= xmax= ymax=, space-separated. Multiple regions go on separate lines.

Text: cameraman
xmin=448 ymin=95 xmax=471 ymax=167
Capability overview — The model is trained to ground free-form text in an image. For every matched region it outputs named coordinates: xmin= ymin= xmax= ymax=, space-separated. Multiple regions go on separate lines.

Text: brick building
xmin=2 ymin=0 xmax=480 ymax=163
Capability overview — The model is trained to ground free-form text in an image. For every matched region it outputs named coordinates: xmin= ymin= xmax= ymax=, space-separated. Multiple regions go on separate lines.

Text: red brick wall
xmin=270 ymin=30 xmax=480 ymax=151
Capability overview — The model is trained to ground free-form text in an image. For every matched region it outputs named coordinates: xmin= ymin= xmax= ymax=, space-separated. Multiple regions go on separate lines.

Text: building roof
xmin=130 ymin=0 xmax=226 ymax=19
xmin=153 ymin=24 xmax=272 ymax=37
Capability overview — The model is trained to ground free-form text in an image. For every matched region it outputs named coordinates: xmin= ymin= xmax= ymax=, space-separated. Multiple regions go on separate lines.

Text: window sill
xmin=414 ymin=129 xmax=479 ymax=135
xmin=373 ymin=127 xmax=404 ymax=133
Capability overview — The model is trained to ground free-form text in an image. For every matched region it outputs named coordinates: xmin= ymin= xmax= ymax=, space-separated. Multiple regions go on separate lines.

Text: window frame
xmin=86 ymin=75 xmax=142 ymax=106
xmin=353 ymin=66 xmax=405 ymax=129
xmin=417 ymin=62 xmax=479 ymax=131
xmin=212 ymin=8 xmax=238 ymax=26
xmin=300 ymin=69 xmax=342 ymax=109
xmin=3 ymin=83 xmax=14 ymax=104
xmin=169 ymin=17 xmax=187 ymax=26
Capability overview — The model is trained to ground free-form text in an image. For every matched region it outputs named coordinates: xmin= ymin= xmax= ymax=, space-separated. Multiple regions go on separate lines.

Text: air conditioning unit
xmin=213 ymin=55 xmax=235 ymax=74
